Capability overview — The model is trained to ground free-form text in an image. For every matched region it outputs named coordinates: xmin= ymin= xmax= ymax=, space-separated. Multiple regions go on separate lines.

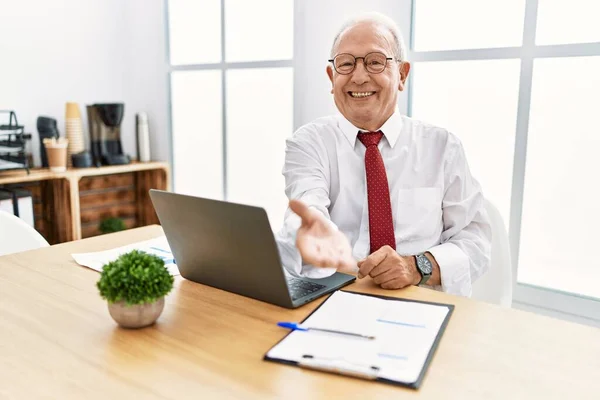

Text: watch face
xmin=417 ymin=255 xmax=432 ymax=274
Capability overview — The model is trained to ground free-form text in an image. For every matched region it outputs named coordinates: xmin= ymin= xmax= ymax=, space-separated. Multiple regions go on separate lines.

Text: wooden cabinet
xmin=0 ymin=162 xmax=170 ymax=244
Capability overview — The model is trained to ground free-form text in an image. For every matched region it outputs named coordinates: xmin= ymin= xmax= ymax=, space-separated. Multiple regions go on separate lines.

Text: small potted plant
xmin=97 ymin=250 xmax=174 ymax=328
xmin=99 ymin=217 xmax=126 ymax=234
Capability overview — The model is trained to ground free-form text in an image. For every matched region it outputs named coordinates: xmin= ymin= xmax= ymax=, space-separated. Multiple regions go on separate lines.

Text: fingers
xmin=374 ymin=257 xmax=415 ymax=289
xmin=368 ymin=257 xmax=393 ymax=278
xmin=289 ymin=199 xmax=317 ymax=225
xmin=380 ymin=278 xmax=406 ymax=290
xmin=358 ymin=246 xmax=392 ymax=278
xmin=372 ymin=269 xmax=397 ymax=285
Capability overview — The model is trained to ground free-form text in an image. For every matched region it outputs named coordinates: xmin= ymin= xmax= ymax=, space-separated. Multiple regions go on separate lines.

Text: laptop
xmin=149 ymin=190 xmax=356 ymax=308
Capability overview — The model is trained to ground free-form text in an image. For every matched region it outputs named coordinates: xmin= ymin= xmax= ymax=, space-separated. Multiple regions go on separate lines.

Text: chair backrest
xmin=471 ymin=199 xmax=514 ymax=307
xmin=0 ymin=210 xmax=49 ymax=256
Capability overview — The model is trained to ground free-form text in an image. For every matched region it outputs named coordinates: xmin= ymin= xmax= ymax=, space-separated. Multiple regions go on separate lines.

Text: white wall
xmin=294 ymin=0 xmax=413 ymax=129
xmin=0 ymin=0 xmax=169 ymax=166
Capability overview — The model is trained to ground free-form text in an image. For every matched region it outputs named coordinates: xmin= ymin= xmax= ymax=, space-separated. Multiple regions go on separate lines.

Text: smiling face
xmin=327 ymin=22 xmax=410 ymax=131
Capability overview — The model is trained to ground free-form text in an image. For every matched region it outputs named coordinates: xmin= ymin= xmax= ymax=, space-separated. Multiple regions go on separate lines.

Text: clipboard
xmin=264 ymin=290 xmax=454 ymax=389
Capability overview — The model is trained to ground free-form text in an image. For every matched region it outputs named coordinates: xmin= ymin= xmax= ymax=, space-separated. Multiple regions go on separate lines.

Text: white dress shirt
xmin=275 ymin=109 xmax=491 ymax=297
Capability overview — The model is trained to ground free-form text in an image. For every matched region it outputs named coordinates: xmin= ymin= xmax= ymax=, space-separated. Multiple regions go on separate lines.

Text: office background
xmin=1 ymin=0 xmax=599 ymax=326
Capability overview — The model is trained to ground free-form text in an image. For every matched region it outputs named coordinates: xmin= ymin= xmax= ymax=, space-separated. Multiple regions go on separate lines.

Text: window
xmin=410 ymin=0 xmax=600 ymax=319
xmin=167 ymin=0 xmax=294 ymax=230
xmin=170 ymin=70 xmax=223 ymax=200
xmin=224 ymin=0 xmax=293 ymax=62
xmin=413 ymin=0 xmax=525 ymax=51
xmin=168 ymin=0 xmax=221 ymax=65
xmin=226 ymin=68 xmax=293 ymax=227
xmin=519 ymin=56 xmax=600 ymax=299
xmin=536 ymin=0 xmax=600 ymax=45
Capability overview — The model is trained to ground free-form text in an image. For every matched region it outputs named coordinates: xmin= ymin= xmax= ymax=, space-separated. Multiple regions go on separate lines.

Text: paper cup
xmin=44 ymin=141 xmax=69 ymax=172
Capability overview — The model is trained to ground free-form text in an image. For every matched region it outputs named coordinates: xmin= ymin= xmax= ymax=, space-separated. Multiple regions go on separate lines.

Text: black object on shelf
xmin=87 ymin=103 xmax=131 ymax=167
xmin=72 ymin=151 xmax=93 ymax=168
xmin=37 ymin=116 xmax=60 ymax=168
xmin=0 ymin=110 xmax=31 ymax=174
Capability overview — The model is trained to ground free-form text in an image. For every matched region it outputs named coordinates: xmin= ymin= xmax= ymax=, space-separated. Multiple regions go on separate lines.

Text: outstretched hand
xmin=289 ymin=199 xmax=356 ymax=272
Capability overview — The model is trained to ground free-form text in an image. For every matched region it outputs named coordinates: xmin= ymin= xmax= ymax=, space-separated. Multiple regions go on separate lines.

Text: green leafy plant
xmin=99 ymin=217 xmax=126 ymax=234
xmin=97 ymin=250 xmax=174 ymax=305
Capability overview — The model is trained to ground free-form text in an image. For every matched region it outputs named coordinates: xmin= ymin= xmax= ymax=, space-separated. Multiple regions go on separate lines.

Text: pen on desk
xmin=277 ymin=322 xmax=376 ymax=340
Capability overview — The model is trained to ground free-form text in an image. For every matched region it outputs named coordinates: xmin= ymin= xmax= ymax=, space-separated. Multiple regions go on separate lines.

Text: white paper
xmin=71 ymin=235 xmax=180 ymax=276
xmin=267 ymin=291 xmax=449 ymax=384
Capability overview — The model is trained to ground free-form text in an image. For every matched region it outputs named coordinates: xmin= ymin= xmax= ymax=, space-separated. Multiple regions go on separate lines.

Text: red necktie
xmin=358 ymin=131 xmax=396 ymax=253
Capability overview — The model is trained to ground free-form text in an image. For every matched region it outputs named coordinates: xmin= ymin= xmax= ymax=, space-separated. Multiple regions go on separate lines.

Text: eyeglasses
xmin=328 ymin=52 xmax=398 ymax=75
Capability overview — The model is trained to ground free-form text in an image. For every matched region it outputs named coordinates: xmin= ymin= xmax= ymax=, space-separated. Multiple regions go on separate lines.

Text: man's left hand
xmin=357 ymin=246 xmax=420 ymax=289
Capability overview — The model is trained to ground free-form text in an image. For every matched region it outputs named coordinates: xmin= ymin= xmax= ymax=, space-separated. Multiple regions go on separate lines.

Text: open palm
xmin=289 ymin=199 xmax=356 ymax=272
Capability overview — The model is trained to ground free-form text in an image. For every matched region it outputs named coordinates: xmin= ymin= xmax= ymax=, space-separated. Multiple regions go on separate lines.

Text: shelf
xmin=0 ymin=161 xmax=170 ymax=243
xmin=0 ymin=161 xmax=170 ymax=185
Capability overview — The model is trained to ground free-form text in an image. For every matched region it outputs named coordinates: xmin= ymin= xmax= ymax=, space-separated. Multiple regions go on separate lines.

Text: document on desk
xmin=71 ymin=235 xmax=179 ymax=276
xmin=265 ymin=290 xmax=453 ymax=389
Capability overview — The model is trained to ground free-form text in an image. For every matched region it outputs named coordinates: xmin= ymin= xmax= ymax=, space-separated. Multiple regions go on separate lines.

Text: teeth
xmin=350 ymin=91 xmax=375 ymax=98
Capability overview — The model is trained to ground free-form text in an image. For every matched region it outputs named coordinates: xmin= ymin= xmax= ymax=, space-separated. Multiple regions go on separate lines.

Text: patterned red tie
xmin=358 ymin=131 xmax=396 ymax=253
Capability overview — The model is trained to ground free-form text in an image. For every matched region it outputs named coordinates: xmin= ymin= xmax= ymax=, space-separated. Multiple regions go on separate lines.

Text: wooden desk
xmin=1 ymin=226 xmax=599 ymax=399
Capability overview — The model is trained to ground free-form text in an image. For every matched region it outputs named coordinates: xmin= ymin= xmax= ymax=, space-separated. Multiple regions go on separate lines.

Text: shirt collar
xmin=337 ymin=107 xmax=403 ymax=148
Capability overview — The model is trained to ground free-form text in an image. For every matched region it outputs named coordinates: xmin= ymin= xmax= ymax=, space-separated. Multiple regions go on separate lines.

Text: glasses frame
xmin=328 ymin=52 xmax=399 ymax=75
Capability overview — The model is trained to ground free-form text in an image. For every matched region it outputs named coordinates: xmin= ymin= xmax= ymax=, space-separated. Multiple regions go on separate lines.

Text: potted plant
xmin=99 ymin=217 xmax=126 ymax=234
xmin=97 ymin=250 xmax=174 ymax=328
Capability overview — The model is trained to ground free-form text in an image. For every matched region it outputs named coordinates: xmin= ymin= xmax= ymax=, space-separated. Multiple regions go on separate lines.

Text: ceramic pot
xmin=107 ymin=297 xmax=165 ymax=328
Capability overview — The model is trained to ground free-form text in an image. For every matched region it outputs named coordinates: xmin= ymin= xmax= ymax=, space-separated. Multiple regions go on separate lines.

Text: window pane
xmin=226 ymin=68 xmax=293 ymax=230
xmin=168 ymin=0 xmax=221 ymax=65
xmin=536 ymin=0 xmax=600 ymax=45
xmin=225 ymin=0 xmax=293 ymax=62
xmin=411 ymin=59 xmax=521 ymax=226
xmin=413 ymin=0 xmax=525 ymax=51
xmin=171 ymin=70 xmax=223 ymax=199
xmin=519 ymin=56 xmax=600 ymax=299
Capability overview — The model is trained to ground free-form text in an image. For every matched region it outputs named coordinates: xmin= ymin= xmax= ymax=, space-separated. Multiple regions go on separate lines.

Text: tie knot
xmin=358 ymin=131 xmax=383 ymax=147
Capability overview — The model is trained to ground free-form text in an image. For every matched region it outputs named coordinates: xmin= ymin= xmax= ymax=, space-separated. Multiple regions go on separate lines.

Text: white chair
xmin=0 ymin=210 xmax=49 ymax=256
xmin=471 ymin=199 xmax=514 ymax=307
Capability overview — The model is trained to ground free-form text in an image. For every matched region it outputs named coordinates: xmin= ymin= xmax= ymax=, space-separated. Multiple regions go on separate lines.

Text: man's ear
xmin=326 ymin=65 xmax=334 ymax=93
xmin=397 ymin=61 xmax=411 ymax=92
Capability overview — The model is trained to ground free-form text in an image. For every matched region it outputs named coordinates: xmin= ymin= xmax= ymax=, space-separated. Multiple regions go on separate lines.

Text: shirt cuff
xmin=427 ymin=242 xmax=471 ymax=297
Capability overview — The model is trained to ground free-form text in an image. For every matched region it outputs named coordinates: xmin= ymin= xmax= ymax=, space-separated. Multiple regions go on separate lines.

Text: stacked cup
xmin=65 ymin=102 xmax=85 ymax=167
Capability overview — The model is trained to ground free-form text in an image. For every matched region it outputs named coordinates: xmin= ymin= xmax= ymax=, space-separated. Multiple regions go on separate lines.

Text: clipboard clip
xmin=299 ymin=355 xmax=380 ymax=380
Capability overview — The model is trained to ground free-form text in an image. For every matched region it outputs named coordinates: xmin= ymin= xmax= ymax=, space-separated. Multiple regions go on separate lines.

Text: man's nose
xmin=351 ymin=60 xmax=370 ymax=85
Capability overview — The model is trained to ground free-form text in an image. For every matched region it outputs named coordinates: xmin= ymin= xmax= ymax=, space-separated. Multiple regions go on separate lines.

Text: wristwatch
xmin=414 ymin=253 xmax=433 ymax=285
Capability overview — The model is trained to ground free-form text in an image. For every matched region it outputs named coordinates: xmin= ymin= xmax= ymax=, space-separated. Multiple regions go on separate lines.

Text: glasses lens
xmin=334 ymin=54 xmax=355 ymax=74
xmin=365 ymin=53 xmax=387 ymax=73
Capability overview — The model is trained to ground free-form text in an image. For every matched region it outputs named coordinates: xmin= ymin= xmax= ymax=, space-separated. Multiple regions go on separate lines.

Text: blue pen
xmin=277 ymin=322 xmax=376 ymax=340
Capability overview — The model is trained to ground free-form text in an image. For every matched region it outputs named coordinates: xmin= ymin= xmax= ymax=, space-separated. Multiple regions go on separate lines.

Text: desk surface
xmin=1 ymin=226 xmax=599 ymax=399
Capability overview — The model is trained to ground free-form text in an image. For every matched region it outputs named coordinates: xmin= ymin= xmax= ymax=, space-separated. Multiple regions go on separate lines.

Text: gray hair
xmin=330 ymin=12 xmax=407 ymax=61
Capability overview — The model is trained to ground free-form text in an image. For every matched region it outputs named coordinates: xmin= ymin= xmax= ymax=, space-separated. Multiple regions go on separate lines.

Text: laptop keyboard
xmin=286 ymin=277 xmax=327 ymax=301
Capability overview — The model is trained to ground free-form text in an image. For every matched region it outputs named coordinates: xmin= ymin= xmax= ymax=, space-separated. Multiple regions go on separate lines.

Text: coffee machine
xmin=87 ymin=103 xmax=130 ymax=166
